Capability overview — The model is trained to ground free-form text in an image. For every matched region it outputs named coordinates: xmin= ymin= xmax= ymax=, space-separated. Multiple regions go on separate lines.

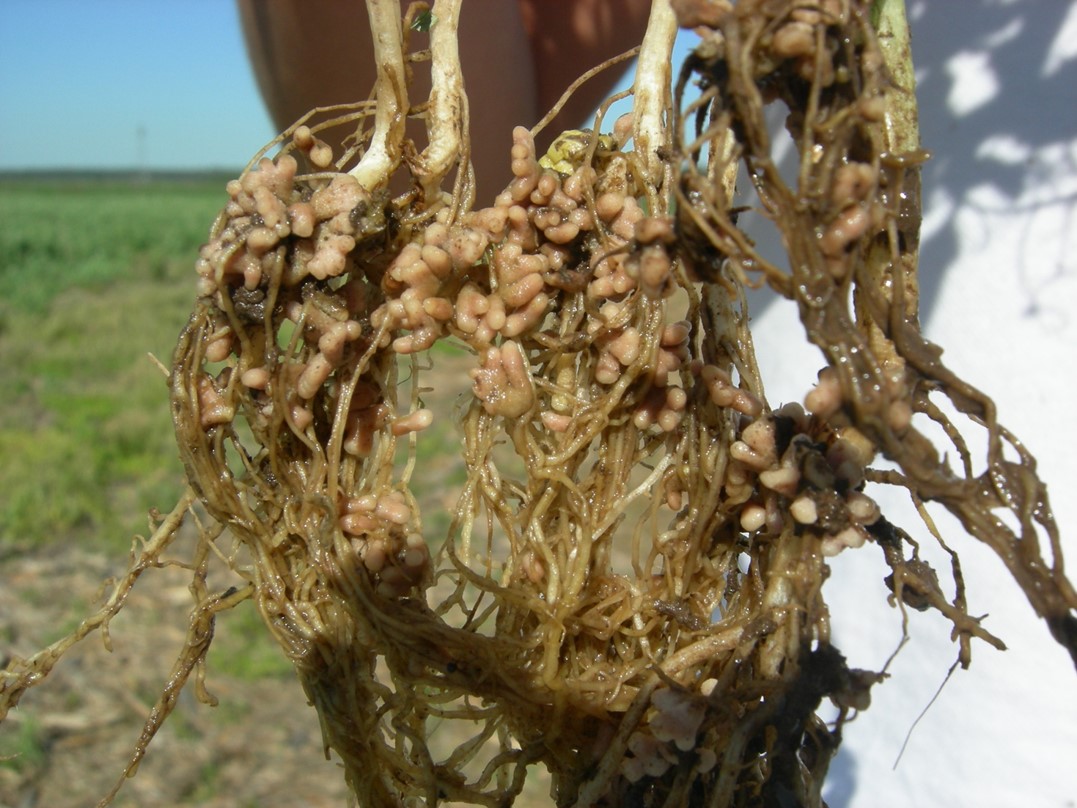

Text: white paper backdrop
xmin=733 ymin=2 xmax=1077 ymax=805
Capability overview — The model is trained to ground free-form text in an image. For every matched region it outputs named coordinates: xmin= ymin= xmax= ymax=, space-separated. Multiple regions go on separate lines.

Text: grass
xmin=212 ymin=600 xmax=297 ymax=680
xmin=0 ymin=177 xmax=228 ymax=313
xmin=0 ymin=715 xmax=47 ymax=776
xmin=0 ymin=176 xmax=228 ymax=550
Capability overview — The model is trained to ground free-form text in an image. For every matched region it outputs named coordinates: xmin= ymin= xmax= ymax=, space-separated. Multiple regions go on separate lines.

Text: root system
xmin=2 ymin=1 xmax=1074 ymax=806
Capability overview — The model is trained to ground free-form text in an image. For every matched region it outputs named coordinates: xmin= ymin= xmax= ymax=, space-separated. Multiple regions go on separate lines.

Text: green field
xmin=0 ymin=175 xmax=472 ymax=552
xmin=0 ymin=176 xmax=231 ymax=549
xmin=0 ymin=175 xmax=507 ymax=806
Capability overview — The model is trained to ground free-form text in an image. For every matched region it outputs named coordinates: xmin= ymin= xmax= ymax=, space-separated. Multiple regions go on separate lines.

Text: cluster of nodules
xmin=765 ymin=0 xmax=849 ymax=84
xmin=187 ymin=122 xmax=705 ymax=598
xmin=717 ymin=360 xmax=916 ymax=557
xmin=677 ymin=0 xmax=890 ymax=277
xmin=195 ymin=126 xmax=375 ymax=300
xmin=621 ymin=685 xmax=716 ymax=783
xmin=674 ymin=0 xmax=851 ymax=83
xmin=372 ymin=124 xmax=704 ymax=438
xmin=817 ymin=159 xmax=884 ymax=278
xmin=188 ymin=128 xmax=443 ymax=597
xmin=189 ymin=108 xmax=895 ymax=599
xmin=339 ymin=490 xmax=430 ymax=598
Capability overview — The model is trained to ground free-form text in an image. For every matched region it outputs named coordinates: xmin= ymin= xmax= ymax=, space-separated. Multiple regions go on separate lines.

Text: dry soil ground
xmin=1 ymin=536 xmax=354 ymax=808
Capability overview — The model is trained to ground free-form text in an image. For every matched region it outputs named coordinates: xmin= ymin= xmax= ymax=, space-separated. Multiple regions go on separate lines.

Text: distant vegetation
xmin=0 ymin=175 xmax=229 ymax=549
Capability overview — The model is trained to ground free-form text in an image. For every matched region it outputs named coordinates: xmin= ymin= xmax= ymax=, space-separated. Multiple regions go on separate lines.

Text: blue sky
xmin=0 ymin=1 xmax=698 ymax=172
xmin=0 ymin=1 xmax=275 ymax=170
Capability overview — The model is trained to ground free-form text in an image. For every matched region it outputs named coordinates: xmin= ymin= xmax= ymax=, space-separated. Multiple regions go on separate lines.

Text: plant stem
xmin=417 ymin=0 xmax=468 ymax=200
xmin=859 ymin=0 xmax=923 ymax=361
xmin=871 ymin=0 xmax=919 ymax=156
xmin=350 ymin=0 xmax=408 ymax=190
xmin=633 ymin=0 xmax=677 ymax=205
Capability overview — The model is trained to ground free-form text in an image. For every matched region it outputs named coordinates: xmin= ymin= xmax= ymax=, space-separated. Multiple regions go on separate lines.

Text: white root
xmin=416 ymin=0 xmax=469 ymax=200
xmin=633 ymin=0 xmax=678 ymax=199
xmin=350 ymin=0 xmax=409 ymax=190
